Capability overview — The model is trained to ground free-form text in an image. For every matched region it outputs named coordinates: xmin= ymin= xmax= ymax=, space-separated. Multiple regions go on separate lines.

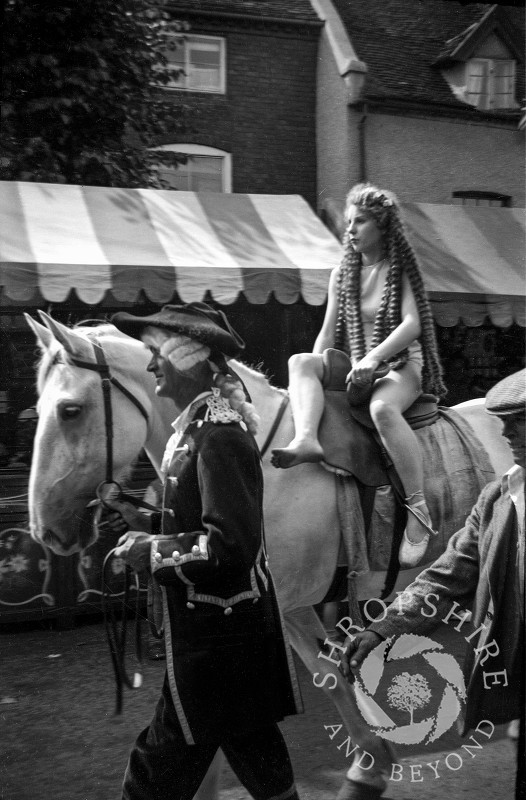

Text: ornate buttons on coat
xmin=172 ymin=550 xmax=181 ymax=561
xmin=154 ymin=552 xmax=162 ymax=562
xmin=186 ymin=602 xmax=195 ymax=610
xmin=191 ymin=545 xmax=200 ymax=555
xmin=224 ymin=607 xmax=233 ymax=616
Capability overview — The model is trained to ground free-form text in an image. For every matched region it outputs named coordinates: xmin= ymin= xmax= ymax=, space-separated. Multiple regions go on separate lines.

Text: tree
xmin=387 ymin=672 xmax=431 ymax=725
xmin=1 ymin=0 xmax=191 ymax=187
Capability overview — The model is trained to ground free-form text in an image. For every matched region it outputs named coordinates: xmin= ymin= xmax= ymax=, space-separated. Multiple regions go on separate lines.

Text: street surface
xmin=1 ymin=617 xmax=516 ymax=800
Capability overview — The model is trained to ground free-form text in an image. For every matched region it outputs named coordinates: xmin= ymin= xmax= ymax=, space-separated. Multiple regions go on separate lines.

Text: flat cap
xmin=485 ymin=369 xmax=526 ymax=416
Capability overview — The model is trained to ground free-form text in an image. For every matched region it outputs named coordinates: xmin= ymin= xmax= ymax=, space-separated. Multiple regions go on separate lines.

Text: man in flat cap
xmin=105 ymin=302 xmax=303 ymax=800
xmin=339 ymin=369 xmax=525 ymax=800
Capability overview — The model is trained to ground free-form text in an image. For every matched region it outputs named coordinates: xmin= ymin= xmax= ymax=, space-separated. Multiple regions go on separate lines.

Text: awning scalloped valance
xmin=0 ymin=182 xmax=524 ymax=326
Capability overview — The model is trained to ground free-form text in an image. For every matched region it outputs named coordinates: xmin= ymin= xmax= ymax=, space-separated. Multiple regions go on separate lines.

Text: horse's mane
xmin=229 ymin=359 xmax=287 ymax=398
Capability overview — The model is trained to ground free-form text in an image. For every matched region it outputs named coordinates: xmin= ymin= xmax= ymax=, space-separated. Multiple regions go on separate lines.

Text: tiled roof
xmin=168 ymin=0 xmax=321 ymax=24
xmin=332 ymin=0 xmax=524 ymax=110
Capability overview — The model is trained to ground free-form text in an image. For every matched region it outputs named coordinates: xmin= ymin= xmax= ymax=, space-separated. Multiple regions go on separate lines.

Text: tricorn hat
xmin=485 ymin=369 xmax=526 ymax=416
xmin=111 ymin=302 xmax=245 ymax=358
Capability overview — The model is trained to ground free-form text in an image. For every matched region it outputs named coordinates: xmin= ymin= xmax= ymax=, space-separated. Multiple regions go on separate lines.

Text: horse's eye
xmin=60 ymin=405 xmax=82 ymax=420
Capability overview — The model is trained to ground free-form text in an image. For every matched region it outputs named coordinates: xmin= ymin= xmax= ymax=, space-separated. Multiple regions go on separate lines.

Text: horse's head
xmin=25 ymin=313 xmax=160 ymax=555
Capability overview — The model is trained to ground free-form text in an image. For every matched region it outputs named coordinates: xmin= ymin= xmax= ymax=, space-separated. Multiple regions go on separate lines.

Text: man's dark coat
xmin=149 ymin=407 xmax=302 ymax=745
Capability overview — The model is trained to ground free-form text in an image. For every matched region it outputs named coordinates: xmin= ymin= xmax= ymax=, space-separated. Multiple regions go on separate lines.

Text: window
xmin=452 ymin=191 xmax=511 ymax=208
xmin=153 ymin=145 xmax=232 ymax=193
xmin=465 ymin=58 xmax=516 ymax=110
xmin=161 ymin=35 xmax=225 ymax=93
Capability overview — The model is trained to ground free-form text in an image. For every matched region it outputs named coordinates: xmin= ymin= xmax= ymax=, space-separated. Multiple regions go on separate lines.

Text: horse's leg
xmin=285 ymin=607 xmax=394 ymax=790
xmin=192 ymin=750 xmax=223 ymax=800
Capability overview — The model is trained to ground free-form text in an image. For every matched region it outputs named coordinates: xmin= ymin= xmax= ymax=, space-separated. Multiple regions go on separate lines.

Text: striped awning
xmin=0 ymin=181 xmax=341 ymax=307
xmin=0 ymin=181 xmax=524 ymax=326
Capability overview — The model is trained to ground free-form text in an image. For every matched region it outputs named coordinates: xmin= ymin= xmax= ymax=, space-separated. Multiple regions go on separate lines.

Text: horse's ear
xmin=37 ymin=311 xmax=93 ymax=360
xmin=24 ymin=313 xmax=55 ymax=352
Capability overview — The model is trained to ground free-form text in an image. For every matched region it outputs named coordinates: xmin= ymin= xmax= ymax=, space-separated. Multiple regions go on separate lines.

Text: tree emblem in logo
xmin=354 ymin=633 xmax=466 ymax=745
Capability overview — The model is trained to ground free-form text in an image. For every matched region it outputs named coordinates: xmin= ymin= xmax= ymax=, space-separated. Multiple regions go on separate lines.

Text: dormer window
xmin=436 ymin=9 xmax=522 ymax=113
xmin=465 ymin=58 xmax=516 ymax=110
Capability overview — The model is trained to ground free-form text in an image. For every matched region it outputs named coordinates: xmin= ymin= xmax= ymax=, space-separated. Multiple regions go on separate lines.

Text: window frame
xmin=452 ymin=190 xmax=511 ymax=208
xmin=152 ymin=144 xmax=232 ymax=193
xmin=161 ymin=34 xmax=226 ymax=94
xmin=465 ymin=57 xmax=517 ymax=110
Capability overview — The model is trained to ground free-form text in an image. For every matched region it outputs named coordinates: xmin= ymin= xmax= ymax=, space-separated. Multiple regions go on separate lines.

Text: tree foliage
xmin=1 ymin=0 xmax=192 ymax=187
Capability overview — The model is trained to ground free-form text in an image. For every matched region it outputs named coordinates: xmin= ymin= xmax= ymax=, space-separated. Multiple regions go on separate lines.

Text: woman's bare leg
xmin=369 ymin=365 xmax=434 ymax=548
xmin=271 ymin=352 xmax=325 ymax=469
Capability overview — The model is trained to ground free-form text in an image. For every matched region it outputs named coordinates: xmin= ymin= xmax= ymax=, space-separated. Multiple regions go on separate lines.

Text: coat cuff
xmin=150 ymin=533 xmax=209 ymax=585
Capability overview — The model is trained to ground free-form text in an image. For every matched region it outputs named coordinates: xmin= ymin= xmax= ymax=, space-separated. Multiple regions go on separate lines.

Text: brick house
xmin=158 ymin=1 xmax=322 ymax=208
xmin=311 ymin=0 xmax=525 ymax=226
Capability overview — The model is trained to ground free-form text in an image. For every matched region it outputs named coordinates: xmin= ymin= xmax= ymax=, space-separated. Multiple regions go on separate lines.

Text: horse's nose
xmin=34 ymin=526 xmax=72 ymax=555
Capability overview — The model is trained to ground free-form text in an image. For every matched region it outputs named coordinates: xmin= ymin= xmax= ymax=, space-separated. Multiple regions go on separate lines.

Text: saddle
xmin=319 ymin=349 xmax=439 ymax=487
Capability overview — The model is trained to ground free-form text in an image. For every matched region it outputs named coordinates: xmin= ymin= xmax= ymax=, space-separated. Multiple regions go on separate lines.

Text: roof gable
xmin=435 ymin=4 xmax=524 ymax=64
xmin=332 ymin=0 xmax=524 ymax=111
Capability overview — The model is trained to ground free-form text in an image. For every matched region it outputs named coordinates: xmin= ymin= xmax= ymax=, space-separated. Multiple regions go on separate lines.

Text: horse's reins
xmin=259 ymin=395 xmax=289 ymax=459
xmin=54 ymin=341 xmax=154 ymax=714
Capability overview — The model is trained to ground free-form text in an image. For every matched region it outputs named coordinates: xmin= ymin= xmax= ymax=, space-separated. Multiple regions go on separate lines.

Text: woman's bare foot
xmin=270 ymin=438 xmax=324 ymax=469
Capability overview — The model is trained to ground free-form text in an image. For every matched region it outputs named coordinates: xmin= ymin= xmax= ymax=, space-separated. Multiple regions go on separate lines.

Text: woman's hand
xmin=114 ymin=531 xmax=154 ymax=573
xmin=347 ymin=355 xmax=380 ymax=386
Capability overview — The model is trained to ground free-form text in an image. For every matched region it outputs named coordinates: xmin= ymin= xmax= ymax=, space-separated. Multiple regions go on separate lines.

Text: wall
xmin=360 ymin=109 xmax=525 ymax=206
xmin=162 ymin=21 xmax=319 ymax=206
xmin=315 ymin=31 xmax=356 ymax=215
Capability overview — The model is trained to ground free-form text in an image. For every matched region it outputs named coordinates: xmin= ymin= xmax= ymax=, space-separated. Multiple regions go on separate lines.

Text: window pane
xmin=157 ymin=167 xmax=189 ymax=191
xmin=188 ymin=41 xmax=221 ymax=91
xmin=492 ymin=60 xmax=515 ymax=108
xmin=163 ymin=38 xmax=185 ymax=86
xmin=188 ymin=156 xmax=223 ymax=192
xmin=157 ymin=156 xmax=224 ymax=192
xmin=466 ymin=60 xmax=489 ymax=109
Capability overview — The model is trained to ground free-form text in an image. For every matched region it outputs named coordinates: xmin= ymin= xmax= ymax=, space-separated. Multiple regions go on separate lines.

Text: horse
xmin=25 ymin=312 xmax=512 ymax=797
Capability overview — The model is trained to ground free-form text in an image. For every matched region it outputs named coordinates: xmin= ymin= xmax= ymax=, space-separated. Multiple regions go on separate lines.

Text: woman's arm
xmin=350 ymin=272 xmax=421 ymax=379
xmin=313 ymin=267 xmax=340 ymax=354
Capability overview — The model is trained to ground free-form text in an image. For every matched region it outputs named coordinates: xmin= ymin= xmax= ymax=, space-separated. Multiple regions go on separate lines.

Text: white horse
xmin=25 ymin=313 xmax=512 ymax=797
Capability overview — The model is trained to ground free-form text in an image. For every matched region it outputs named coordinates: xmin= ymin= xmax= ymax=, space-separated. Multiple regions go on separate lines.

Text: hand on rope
xmin=102 ymin=496 xmax=152 ymax=535
xmin=114 ymin=530 xmax=154 ymax=574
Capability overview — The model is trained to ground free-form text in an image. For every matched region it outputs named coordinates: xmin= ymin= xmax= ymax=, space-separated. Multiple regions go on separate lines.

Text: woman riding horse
xmin=271 ymin=184 xmax=446 ymax=569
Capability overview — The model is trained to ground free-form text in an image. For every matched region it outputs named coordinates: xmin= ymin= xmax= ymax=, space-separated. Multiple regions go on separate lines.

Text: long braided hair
xmin=334 ymin=184 xmax=446 ymax=398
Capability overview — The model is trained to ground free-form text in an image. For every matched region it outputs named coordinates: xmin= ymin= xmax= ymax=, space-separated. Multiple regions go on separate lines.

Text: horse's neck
xmin=231 ymin=360 xmax=290 ymax=451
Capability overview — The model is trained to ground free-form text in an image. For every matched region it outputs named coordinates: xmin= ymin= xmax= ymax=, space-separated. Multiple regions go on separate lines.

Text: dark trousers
xmin=122 ymin=680 xmax=299 ymax=800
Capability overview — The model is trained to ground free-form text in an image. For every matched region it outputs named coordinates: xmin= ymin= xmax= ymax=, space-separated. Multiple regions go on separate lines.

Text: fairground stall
xmin=0 ymin=181 xmax=524 ymax=624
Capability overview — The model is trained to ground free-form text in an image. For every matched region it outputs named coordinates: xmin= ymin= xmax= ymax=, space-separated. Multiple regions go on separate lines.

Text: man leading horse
xmin=104 ymin=302 xmax=303 ymax=800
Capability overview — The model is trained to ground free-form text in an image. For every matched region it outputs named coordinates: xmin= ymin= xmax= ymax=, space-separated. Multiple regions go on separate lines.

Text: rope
xmin=102 ymin=548 xmax=143 ymax=715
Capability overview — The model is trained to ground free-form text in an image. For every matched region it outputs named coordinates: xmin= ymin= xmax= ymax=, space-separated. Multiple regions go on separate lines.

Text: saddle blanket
xmin=335 ymin=408 xmax=495 ymax=598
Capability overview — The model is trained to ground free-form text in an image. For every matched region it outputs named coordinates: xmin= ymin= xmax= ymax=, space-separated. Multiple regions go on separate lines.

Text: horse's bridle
xmin=50 ymin=340 xmax=152 ymax=713
xmin=68 ymin=342 xmax=149 ymax=486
